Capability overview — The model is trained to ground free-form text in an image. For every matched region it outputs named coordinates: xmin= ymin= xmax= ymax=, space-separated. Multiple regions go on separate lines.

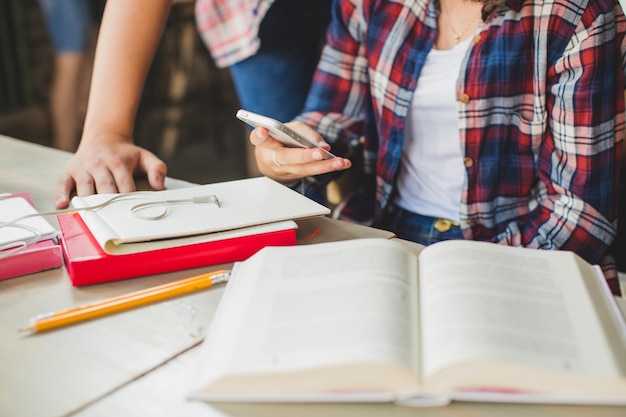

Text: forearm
xmin=81 ymin=0 xmax=173 ymax=145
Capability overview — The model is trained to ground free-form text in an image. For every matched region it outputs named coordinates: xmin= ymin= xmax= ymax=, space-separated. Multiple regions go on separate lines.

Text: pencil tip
xmin=18 ymin=326 xmax=34 ymax=334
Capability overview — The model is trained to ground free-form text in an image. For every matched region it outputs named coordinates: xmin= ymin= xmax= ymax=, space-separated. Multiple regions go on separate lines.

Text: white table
xmin=1 ymin=135 xmax=624 ymax=417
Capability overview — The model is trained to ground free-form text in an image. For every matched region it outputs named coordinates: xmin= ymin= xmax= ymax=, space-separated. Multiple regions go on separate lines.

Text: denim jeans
xmin=377 ymin=204 xmax=464 ymax=246
xmin=38 ymin=0 xmax=90 ymax=52
xmin=228 ymin=0 xmax=332 ymax=122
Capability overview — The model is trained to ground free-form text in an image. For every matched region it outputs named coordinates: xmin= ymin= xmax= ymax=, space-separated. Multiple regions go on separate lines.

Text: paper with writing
xmin=189 ymin=238 xmax=626 ymax=405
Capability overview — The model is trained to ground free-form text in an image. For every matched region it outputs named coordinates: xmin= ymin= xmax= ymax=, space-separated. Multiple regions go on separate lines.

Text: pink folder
xmin=0 ymin=193 xmax=63 ymax=280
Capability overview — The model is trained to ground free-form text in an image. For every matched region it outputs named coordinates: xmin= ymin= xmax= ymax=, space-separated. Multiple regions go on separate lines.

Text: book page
xmin=418 ymin=241 xmax=622 ymax=384
xmin=196 ymin=238 xmax=421 ymax=390
xmin=101 ymin=221 xmax=297 ymax=255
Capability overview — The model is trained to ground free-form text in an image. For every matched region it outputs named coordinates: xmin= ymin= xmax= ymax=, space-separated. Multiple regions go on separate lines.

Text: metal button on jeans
xmin=433 ymin=218 xmax=460 ymax=232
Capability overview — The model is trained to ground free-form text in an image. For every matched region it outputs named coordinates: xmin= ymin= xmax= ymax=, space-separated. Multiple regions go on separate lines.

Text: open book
xmin=70 ymin=176 xmax=329 ymax=255
xmin=188 ymin=238 xmax=626 ymax=406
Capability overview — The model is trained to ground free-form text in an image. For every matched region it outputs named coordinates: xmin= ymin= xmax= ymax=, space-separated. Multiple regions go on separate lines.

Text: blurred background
xmin=0 ymin=0 xmax=251 ymax=185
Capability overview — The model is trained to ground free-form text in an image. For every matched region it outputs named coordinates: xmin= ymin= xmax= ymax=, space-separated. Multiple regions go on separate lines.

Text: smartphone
xmin=236 ymin=109 xmax=336 ymax=159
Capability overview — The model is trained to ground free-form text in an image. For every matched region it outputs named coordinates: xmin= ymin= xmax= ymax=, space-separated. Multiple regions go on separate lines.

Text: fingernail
xmin=255 ymin=129 xmax=264 ymax=138
xmin=312 ymin=151 xmax=323 ymax=160
xmin=332 ymin=158 xmax=344 ymax=169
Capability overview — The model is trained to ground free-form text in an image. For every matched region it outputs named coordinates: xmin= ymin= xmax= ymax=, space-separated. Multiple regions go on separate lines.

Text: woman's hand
xmin=54 ymin=133 xmax=167 ymax=209
xmin=249 ymin=121 xmax=351 ymax=183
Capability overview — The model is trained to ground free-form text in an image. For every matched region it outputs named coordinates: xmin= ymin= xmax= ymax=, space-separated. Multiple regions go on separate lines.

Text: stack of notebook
xmin=58 ymin=177 xmax=330 ymax=286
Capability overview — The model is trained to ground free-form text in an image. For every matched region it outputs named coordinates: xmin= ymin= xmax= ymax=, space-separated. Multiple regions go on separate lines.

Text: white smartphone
xmin=236 ymin=109 xmax=336 ymax=159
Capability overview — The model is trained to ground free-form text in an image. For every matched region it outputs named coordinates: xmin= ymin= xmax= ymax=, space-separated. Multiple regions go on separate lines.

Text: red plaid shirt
xmin=195 ymin=0 xmax=274 ymax=67
xmin=297 ymin=0 xmax=626 ymax=273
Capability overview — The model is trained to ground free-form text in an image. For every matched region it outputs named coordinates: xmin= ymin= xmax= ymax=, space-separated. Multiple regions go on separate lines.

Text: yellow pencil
xmin=20 ymin=270 xmax=230 ymax=333
xmin=29 ymin=271 xmax=225 ymax=320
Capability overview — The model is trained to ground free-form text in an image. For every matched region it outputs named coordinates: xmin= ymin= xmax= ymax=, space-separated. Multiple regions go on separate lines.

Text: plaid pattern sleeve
xmin=194 ymin=0 xmax=274 ymax=67
xmin=460 ymin=1 xmax=625 ymax=265
xmin=298 ymin=0 xmax=625 ymax=268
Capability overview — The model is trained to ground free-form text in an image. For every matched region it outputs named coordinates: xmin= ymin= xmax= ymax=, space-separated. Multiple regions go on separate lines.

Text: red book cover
xmin=57 ymin=212 xmax=296 ymax=286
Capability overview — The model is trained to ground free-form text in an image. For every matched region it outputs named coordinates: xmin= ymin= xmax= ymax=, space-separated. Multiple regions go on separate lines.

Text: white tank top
xmin=393 ymin=38 xmax=471 ymax=222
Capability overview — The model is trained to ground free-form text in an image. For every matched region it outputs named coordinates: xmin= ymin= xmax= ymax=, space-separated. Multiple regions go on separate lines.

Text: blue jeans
xmin=376 ymin=204 xmax=465 ymax=246
xmin=38 ymin=0 xmax=90 ymax=52
xmin=228 ymin=0 xmax=331 ymax=122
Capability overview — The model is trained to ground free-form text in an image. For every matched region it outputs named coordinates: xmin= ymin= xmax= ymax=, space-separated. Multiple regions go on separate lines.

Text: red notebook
xmin=57 ymin=212 xmax=296 ymax=286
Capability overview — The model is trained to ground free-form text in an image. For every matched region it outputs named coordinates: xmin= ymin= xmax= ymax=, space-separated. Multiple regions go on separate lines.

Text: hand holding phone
xmin=236 ymin=109 xmax=336 ymax=159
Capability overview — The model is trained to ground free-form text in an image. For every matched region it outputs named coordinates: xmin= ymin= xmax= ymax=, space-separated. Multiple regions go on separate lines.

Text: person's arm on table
xmin=55 ymin=0 xmax=172 ymax=209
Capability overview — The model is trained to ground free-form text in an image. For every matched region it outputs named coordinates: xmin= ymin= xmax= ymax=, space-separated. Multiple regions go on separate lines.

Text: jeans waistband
xmin=385 ymin=204 xmax=460 ymax=231
xmin=379 ymin=203 xmax=463 ymax=246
